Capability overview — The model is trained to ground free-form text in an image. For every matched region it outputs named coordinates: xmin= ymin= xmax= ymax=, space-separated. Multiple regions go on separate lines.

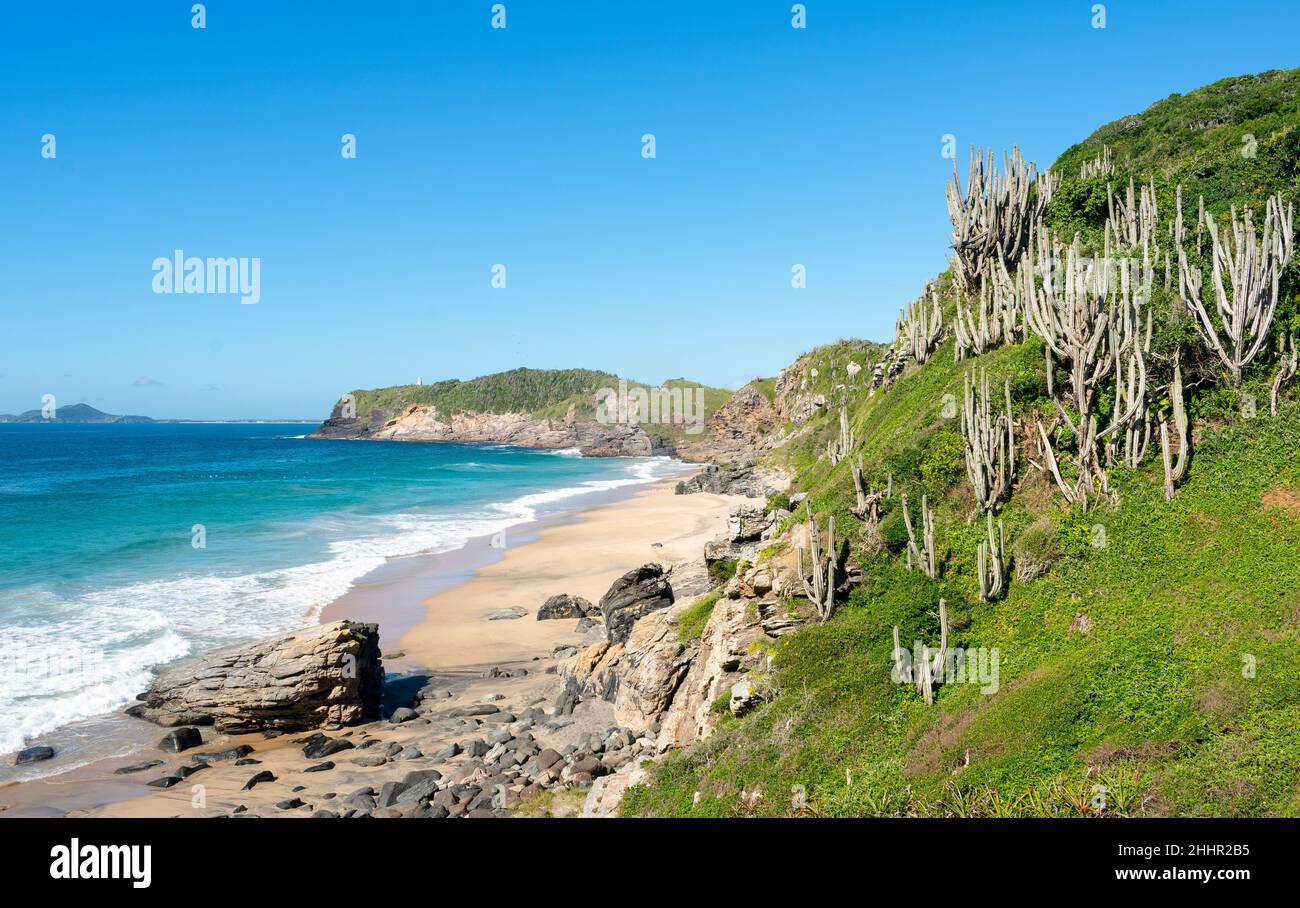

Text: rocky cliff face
xmin=131 ymin=620 xmax=384 ymax=733
xmin=314 ymin=401 xmax=675 ymax=457
xmin=559 ymin=505 xmax=819 ymax=762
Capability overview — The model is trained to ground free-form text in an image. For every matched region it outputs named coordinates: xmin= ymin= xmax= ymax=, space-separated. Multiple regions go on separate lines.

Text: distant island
xmin=0 ymin=403 xmax=317 ymax=424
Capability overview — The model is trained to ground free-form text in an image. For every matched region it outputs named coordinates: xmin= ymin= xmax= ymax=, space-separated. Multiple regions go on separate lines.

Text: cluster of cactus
xmin=897 ymin=282 xmax=944 ymax=365
xmin=826 ymin=406 xmax=854 ymax=466
xmin=892 ymin=599 xmax=949 ymax=706
xmin=946 ymin=145 xmax=1058 ymax=296
xmin=1079 ymin=144 xmax=1116 ymax=180
xmin=954 ymin=257 xmax=1023 ymax=360
xmin=1021 ymin=227 xmax=1152 ymax=509
xmin=961 ymin=368 xmax=1016 ymax=512
xmin=1177 ymin=189 xmax=1295 ymax=387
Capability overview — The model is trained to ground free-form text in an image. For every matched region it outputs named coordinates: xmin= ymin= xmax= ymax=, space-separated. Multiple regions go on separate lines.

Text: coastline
xmin=0 ymin=471 xmax=744 ymax=818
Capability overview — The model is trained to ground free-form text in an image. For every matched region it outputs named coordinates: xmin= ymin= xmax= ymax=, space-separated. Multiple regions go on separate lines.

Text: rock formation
xmin=132 ymin=620 xmax=383 ymax=733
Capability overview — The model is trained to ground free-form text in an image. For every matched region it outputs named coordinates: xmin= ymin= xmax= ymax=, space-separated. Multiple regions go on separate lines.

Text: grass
xmin=677 ymin=591 xmax=722 ymax=644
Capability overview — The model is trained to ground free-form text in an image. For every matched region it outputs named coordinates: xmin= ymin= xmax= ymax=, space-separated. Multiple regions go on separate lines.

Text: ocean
xmin=0 ymin=423 xmax=686 ymax=766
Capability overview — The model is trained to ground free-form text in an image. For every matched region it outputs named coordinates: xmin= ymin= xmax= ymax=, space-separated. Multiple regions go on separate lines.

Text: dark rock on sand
xmin=302 ymin=736 xmax=355 ymax=760
xmin=388 ymin=707 xmax=418 ymax=723
xmin=14 ymin=745 xmax=55 ymax=765
xmin=147 ymin=775 xmax=183 ymax=788
xmin=242 ymin=770 xmax=276 ymax=790
xmin=114 ymin=759 xmax=165 ymax=775
xmin=193 ymin=744 xmax=254 ymax=763
xmin=303 ymin=761 xmax=335 ymax=773
xmin=158 ymin=727 xmax=203 ymax=753
xmin=537 ymin=593 xmax=595 ymax=620
xmin=277 ymin=798 xmax=305 ymax=810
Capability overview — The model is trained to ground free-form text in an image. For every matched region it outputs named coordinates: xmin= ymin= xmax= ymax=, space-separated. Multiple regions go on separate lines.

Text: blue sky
xmin=2 ymin=1 xmax=1297 ymax=419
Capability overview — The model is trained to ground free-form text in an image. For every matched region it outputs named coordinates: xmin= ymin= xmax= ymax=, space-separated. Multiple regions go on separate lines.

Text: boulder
xmin=487 ymin=606 xmax=528 ymax=621
xmin=599 ymin=564 xmax=674 ymax=645
xmin=537 ymin=594 xmax=595 ymax=620
xmin=727 ymin=505 xmax=773 ymax=542
xmin=14 ymin=745 xmax=55 ymax=765
xmin=136 ymin=620 xmax=383 ymax=733
xmin=158 ymin=727 xmax=203 ymax=753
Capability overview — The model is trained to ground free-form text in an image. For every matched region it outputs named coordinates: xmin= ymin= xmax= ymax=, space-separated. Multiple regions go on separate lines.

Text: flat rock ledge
xmin=130 ymin=620 xmax=383 ymax=733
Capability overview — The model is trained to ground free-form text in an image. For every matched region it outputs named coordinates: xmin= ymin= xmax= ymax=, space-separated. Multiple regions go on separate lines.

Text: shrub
xmin=919 ymin=430 xmax=965 ymax=494
xmin=1013 ymin=518 xmax=1062 ymax=581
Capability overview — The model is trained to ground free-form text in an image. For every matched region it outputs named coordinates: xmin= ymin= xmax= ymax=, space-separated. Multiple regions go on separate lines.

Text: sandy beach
xmin=0 ymin=478 xmax=744 ymax=818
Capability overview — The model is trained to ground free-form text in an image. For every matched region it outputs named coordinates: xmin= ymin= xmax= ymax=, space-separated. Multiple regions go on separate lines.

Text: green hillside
xmin=624 ymin=70 xmax=1300 ymax=818
xmin=343 ymin=367 xmax=733 ymax=444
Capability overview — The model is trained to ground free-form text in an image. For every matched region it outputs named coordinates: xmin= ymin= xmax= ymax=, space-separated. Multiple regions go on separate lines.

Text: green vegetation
xmin=342 ymin=367 xmax=733 ymax=446
xmin=623 ymin=70 xmax=1300 ymax=818
xmin=677 ymin=591 xmax=722 ymax=644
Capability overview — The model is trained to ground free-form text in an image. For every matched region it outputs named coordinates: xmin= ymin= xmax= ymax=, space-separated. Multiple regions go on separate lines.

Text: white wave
xmin=545 ymin=447 xmax=584 ymax=457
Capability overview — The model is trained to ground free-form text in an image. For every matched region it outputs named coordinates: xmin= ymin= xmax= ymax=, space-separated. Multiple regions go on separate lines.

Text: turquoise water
xmin=0 ymin=424 xmax=684 ymax=756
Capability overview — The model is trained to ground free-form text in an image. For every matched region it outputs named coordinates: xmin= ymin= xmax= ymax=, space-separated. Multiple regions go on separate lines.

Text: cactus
xmin=892 ymin=598 xmax=949 ymax=706
xmin=827 ymin=406 xmax=854 ymax=466
xmin=797 ymin=502 xmax=837 ymax=622
xmin=1160 ymin=351 xmax=1190 ymax=501
xmin=947 ymin=146 xmax=1058 ymax=296
xmin=850 ymin=454 xmax=885 ymax=525
xmin=961 ymin=368 xmax=1016 ymax=511
xmin=977 ymin=512 xmax=1006 ymax=601
xmin=1178 ymin=190 xmax=1295 ymax=386
xmin=902 ymin=492 xmax=937 ymax=578
xmin=899 ymin=282 xmax=944 ymax=365
xmin=1022 ymin=225 xmax=1150 ymax=507
xmin=1079 ymin=145 xmax=1116 ymax=180
xmin=1271 ymin=334 xmax=1298 ymax=416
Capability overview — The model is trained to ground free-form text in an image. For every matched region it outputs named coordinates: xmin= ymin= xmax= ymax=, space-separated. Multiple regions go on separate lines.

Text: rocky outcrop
xmin=657 ymin=595 xmax=770 ymax=750
xmin=314 ymin=402 xmax=673 ymax=458
xmin=675 ymin=461 xmax=784 ymax=498
xmin=676 ymin=382 xmax=780 ymax=463
xmin=598 ymin=564 xmax=674 ymax=645
xmin=133 ymin=621 xmax=383 ymax=733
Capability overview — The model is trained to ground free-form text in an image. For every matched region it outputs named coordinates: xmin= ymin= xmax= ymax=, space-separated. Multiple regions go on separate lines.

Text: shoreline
xmin=0 ymin=469 xmax=744 ymax=818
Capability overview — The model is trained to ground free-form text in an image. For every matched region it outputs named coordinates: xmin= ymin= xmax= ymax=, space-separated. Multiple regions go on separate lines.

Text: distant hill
xmin=314 ymin=366 xmax=738 ymax=455
xmin=0 ymin=403 xmax=155 ymax=424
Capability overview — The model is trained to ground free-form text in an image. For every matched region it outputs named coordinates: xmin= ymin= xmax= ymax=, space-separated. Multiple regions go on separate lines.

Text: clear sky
xmin=2 ymin=1 xmax=1297 ymax=419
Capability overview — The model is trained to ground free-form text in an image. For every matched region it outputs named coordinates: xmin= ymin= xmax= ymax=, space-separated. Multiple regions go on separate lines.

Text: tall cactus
xmin=976 ymin=512 xmax=1006 ymax=601
xmin=827 ymin=406 xmax=854 ymax=466
xmin=1177 ymin=190 xmax=1295 ymax=386
xmin=1271 ymin=334 xmax=1298 ymax=416
xmin=797 ymin=502 xmax=837 ymax=622
xmin=961 ymin=368 xmax=1016 ymax=512
xmin=902 ymin=492 xmax=937 ymax=578
xmin=1160 ymin=351 xmax=1190 ymax=501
